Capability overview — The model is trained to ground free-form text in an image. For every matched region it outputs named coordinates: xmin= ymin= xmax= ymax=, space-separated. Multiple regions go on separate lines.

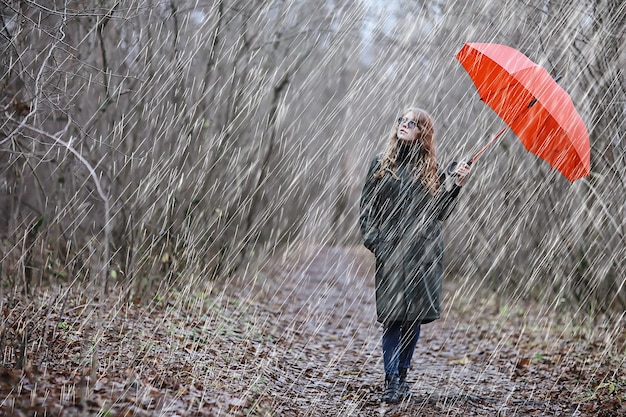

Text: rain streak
xmin=0 ymin=1 xmax=624 ymax=416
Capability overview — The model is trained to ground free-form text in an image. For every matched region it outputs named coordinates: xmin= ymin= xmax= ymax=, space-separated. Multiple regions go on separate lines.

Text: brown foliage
xmin=0 ymin=247 xmax=623 ymax=416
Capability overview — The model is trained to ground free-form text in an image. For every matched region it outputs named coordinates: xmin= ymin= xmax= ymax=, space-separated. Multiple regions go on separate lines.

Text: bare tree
xmin=0 ymin=0 xmax=623 ymax=314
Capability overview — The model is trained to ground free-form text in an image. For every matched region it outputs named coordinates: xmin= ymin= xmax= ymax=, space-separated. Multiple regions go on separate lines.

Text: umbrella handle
xmin=446 ymin=159 xmax=473 ymax=176
xmin=448 ymin=125 xmax=507 ymax=177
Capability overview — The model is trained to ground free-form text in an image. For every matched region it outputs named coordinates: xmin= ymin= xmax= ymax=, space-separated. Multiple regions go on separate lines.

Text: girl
xmin=359 ymin=107 xmax=471 ymax=403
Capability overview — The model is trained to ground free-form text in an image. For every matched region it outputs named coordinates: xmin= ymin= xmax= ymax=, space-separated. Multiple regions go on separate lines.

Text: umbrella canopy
xmin=456 ymin=42 xmax=590 ymax=182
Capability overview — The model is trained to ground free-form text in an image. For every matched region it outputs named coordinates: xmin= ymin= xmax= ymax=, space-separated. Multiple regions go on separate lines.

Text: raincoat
xmin=359 ymin=155 xmax=461 ymax=325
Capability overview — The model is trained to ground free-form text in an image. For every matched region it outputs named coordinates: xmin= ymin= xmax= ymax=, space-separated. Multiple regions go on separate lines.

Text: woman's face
xmin=396 ymin=111 xmax=420 ymax=143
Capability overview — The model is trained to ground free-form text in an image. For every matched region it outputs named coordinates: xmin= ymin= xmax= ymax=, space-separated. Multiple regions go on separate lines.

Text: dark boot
xmin=398 ymin=368 xmax=410 ymax=399
xmin=381 ymin=374 xmax=400 ymax=403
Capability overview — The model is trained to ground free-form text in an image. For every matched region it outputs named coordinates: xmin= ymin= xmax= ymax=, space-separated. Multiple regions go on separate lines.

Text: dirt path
xmin=248 ymin=245 xmax=624 ymax=416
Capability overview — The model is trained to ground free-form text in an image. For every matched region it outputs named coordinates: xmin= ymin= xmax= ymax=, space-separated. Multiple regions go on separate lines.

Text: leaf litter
xmin=1 ymin=246 xmax=624 ymax=416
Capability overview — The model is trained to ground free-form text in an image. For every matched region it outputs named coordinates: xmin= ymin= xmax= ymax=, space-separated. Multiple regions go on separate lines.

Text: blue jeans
xmin=382 ymin=321 xmax=421 ymax=376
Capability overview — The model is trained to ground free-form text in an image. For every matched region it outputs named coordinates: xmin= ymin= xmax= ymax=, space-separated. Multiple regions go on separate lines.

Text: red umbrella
xmin=456 ymin=42 xmax=590 ymax=182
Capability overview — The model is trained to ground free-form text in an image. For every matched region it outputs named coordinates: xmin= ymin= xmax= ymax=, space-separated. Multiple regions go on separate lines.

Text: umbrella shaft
xmin=471 ymin=126 xmax=508 ymax=163
xmin=473 ymin=96 xmax=535 ymax=163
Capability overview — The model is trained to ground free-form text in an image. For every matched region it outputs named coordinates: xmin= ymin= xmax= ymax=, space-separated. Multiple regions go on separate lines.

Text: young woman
xmin=359 ymin=107 xmax=471 ymax=403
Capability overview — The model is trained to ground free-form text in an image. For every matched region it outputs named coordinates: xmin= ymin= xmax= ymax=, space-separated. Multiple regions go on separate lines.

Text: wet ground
xmin=246 ymin=245 xmax=625 ymax=416
xmin=0 ymin=245 xmax=623 ymax=416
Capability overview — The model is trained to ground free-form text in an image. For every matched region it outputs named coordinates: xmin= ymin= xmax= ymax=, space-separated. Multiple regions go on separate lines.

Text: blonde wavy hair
xmin=374 ymin=107 xmax=440 ymax=195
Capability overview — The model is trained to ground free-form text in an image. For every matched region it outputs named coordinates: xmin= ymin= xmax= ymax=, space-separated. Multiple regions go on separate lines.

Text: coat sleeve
xmin=359 ymin=157 xmax=381 ymax=252
xmin=436 ymin=163 xmax=462 ymax=221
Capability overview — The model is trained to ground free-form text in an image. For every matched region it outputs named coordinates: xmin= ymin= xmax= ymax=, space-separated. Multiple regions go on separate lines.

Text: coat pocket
xmin=417 ymin=222 xmax=443 ymax=265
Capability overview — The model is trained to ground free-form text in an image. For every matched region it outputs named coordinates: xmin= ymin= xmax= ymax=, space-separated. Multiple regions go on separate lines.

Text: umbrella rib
xmin=480 ymin=79 xmax=521 ymax=102
xmin=483 ymin=84 xmax=537 ymax=110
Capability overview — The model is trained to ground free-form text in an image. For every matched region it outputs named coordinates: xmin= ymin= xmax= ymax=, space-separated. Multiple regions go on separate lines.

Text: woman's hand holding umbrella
xmin=453 ymin=162 xmax=472 ymax=186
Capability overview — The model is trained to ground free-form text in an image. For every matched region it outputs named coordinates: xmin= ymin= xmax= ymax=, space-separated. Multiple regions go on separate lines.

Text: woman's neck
xmin=397 ymin=141 xmax=422 ymax=164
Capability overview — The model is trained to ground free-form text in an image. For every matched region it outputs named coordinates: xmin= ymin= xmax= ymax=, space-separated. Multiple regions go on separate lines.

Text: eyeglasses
xmin=397 ymin=117 xmax=418 ymax=129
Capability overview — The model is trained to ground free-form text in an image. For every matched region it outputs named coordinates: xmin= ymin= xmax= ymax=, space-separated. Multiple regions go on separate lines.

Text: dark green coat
xmin=359 ymin=155 xmax=460 ymax=325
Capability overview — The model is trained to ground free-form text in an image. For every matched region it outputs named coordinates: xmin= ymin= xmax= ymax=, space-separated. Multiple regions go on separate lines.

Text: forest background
xmin=2 ymin=0 xmax=624 ymax=314
xmin=1 ymin=1 xmax=625 ymax=415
